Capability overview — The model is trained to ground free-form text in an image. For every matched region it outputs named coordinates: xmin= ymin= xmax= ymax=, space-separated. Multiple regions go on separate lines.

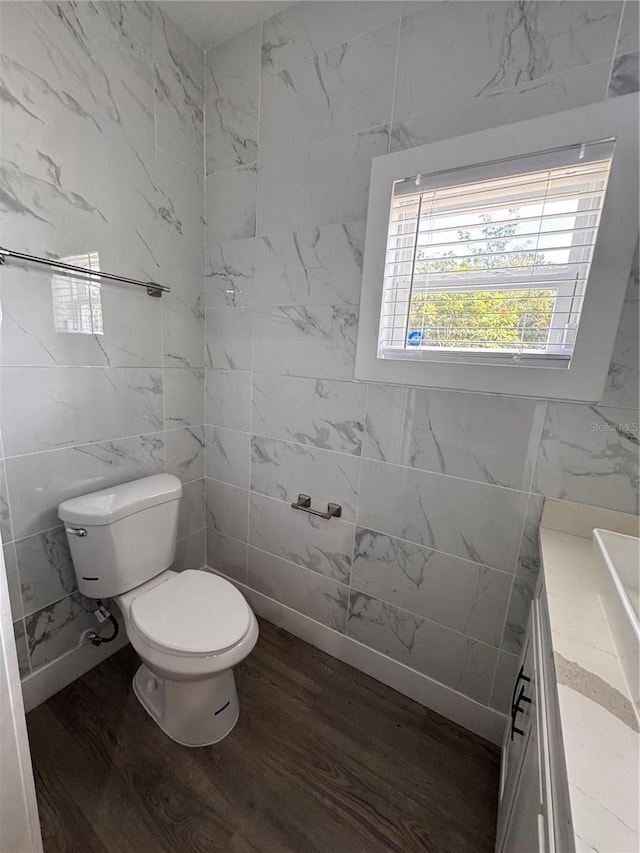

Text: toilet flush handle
xmin=65 ymin=527 xmax=88 ymax=537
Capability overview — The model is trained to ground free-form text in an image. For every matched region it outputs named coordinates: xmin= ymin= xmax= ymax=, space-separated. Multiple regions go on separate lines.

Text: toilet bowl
xmin=58 ymin=474 xmax=258 ymax=747
xmin=116 ymin=569 xmax=259 ymax=746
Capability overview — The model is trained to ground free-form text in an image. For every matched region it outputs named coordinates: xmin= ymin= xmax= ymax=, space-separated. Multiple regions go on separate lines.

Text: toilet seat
xmin=131 ymin=570 xmax=251 ymax=656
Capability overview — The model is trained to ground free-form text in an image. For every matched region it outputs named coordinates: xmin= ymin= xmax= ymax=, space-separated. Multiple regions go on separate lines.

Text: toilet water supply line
xmin=86 ymin=600 xmax=120 ymax=646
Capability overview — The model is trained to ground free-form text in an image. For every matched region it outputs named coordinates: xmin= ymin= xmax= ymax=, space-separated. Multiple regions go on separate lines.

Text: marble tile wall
xmin=203 ymin=1 xmax=639 ymax=714
xmin=0 ymin=2 xmax=206 ymax=679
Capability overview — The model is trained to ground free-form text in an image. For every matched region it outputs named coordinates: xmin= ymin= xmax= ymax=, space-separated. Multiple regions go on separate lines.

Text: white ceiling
xmin=157 ymin=1 xmax=290 ymax=50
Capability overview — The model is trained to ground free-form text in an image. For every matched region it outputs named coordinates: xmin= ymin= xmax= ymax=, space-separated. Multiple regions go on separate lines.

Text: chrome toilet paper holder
xmin=291 ymin=494 xmax=342 ymax=520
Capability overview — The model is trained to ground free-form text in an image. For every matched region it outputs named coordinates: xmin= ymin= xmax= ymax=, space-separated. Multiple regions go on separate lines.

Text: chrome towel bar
xmin=0 ymin=246 xmax=170 ymax=297
xmin=291 ymin=494 xmax=342 ymax=520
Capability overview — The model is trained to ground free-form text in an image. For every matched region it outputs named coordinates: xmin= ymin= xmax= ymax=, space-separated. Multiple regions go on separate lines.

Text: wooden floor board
xmin=27 ymin=619 xmax=500 ymax=853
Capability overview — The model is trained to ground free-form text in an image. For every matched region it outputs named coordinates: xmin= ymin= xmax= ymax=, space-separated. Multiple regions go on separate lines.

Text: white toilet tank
xmin=59 ymin=474 xmax=183 ymax=599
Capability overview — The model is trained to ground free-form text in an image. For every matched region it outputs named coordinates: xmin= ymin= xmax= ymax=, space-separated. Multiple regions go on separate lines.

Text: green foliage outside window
xmin=407 ymin=212 xmax=556 ymax=349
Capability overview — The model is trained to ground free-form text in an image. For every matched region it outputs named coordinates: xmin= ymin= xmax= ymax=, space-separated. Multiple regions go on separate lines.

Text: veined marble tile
xmin=0 ymin=160 xmax=159 ymax=284
xmin=254 ymin=222 xmax=365 ymax=306
xmin=156 ymin=225 xmax=204 ymax=302
xmin=394 ymin=1 xmax=622 ymax=120
xmin=177 ymin=478 xmax=205 ymax=540
xmin=259 ymin=22 xmax=397 ymax=158
xmin=162 ymin=289 xmax=205 ymax=369
xmin=206 ymin=307 xmax=253 ymax=371
xmin=0 ymin=267 xmax=163 ymax=369
xmin=357 ymin=459 xmax=528 ymax=572
xmin=616 ymin=1 xmax=640 ymax=56
xmin=256 ymin=127 xmax=388 ymax=235
xmin=157 ymin=152 xmax=205 ymax=270
xmin=0 ymin=51 xmax=158 ymax=282
xmin=364 ymin=385 xmax=545 ymax=491
xmin=205 ymin=478 xmax=249 ymax=542
xmin=1 ymin=367 xmax=163 ymax=456
xmin=171 ymin=528 xmax=205 ymax=572
xmin=164 ymin=368 xmax=204 ymax=429
xmin=206 ymin=238 xmax=256 ymax=309
xmin=261 ymin=2 xmax=400 ymax=72
xmin=248 ymin=491 xmax=354 ymax=583
xmin=347 ymin=591 xmax=499 ymax=705
xmin=152 ymin=8 xmax=204 ymax=95
xmin=205 ymin=369 xmax=252 ymax=431
xmin=205 ymin=24 xmax=260 ymax=174
xmin=206 ymin=166 xmax=257 ymax=242
xmin=16 ymin=526 xmax=76 ymax=617
xmin=248 ymin=546 xmax=349 ymax=632
xmin=533 ymin=404 xmax=639 ymax=514
xmin=0 ymin=461 xmax=14 ymax=543
xmin=516 ymin=494 xmax=545 ymax=582
xmin=154 ymin=61 xmax=203 ymax=173
xmin=352 ymin=528 xmax=511 ymax=646
xmin=490 ymin=650 xmax=521 ymax=715
xmin=206 ymin=528 xmax=248 ymax=584
xmin=390 ymin=60 xmax=611 ymax=152
xmin=70 ymin=2 xmax=154 ymax=57
xmin=252 ymin=304 xmax=358 ymax=381
xmin=165 ymin=426 xmax=205 ymax=484
xmin=601 ymin=294 xmax=640 ymax=410
xmin=501 ymin=577 xmax=529 ymax=657
xmin=250 ymin=435 xmax=360 ymax=521
xmin=502 ymin=489 xmax=544 ymax=655
xmin=625 ymin=243 xmax=639 ymax=302
xmin=25 ymin=592 xmax=99 ymax=671
xmin=3 ymin=543 xmax=21 ymax=621
xmin=205 ymin=426 xmax=251 ymax=489
xmin=153 ymin=9 xmax=204 ymax=173
xmin=608 ymin=51 xmax=640 ymax=97
xmin=252 ymin=373 xmax=365 ymax=455
xmin=0 ymin=52 xmax=157 ymax=210
xmin=5 ymin=433 xmax=164 ymax=539
xmin=13 ymin=620 xmax=30 ymax=679
xmin=0 ymin=2 xmax=155 ymax=144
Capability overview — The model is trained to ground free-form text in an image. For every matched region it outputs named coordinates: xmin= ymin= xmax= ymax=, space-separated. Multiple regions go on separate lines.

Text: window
xmin=355 ymin=96 xmax=639 ymax=401
xmin=51 ymin=251 xmax=103 ymax=335
xmin=381 ymin=141 xmax=613 ymax=368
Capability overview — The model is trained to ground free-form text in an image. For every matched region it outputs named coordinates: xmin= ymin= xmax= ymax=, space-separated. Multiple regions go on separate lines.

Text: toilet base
xmin=133 ymin=664 xmax=239 ymax=747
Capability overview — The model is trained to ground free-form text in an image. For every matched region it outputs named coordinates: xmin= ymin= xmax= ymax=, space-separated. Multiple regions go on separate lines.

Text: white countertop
xmin=539 ymin=500 xmax=639 ymax=853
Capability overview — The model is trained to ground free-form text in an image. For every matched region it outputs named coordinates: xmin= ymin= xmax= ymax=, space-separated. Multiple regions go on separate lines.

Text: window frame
xmin=354 ymin=96 xmax=639 ymax=401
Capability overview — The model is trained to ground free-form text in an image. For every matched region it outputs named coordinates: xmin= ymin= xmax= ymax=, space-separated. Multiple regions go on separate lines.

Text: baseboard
xmin=233 ymin=579 xmax=507 ymax=745
xmin=21 ymin=630 xmax=129 ymax=713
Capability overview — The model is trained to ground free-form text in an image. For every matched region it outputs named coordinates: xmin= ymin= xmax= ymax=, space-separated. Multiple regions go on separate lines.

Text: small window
xmin=380 ymin=141 xmax=613 ymax=369
xmin=51 ymin=251 xmax=103 ymax=335
xmin=355 ymin=97 xmax=639 ymax=401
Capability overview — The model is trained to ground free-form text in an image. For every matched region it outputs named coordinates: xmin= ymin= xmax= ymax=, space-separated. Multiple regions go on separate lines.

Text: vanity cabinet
xmin=495 ymin=585 xmax=572 ymax=853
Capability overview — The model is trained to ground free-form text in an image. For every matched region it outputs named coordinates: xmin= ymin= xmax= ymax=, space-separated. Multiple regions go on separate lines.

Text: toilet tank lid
xmin=58 ymin=474 xmax=183 ymax=526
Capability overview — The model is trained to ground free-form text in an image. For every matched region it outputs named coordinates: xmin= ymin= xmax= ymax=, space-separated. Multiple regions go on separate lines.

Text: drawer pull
xmin=510 ymin=684 xmax=532 ymax=740
xmin=510 ymin=663 xmax=531 ymax=714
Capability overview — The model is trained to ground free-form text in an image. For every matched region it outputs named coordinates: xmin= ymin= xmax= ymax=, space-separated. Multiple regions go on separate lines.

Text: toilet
xmin=58 ymin=473 xmax=258 ymax=747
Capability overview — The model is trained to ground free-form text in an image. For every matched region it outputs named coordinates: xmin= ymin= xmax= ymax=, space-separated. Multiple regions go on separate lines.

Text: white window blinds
xmin=379 ymin=139 xmax=615 ymax=368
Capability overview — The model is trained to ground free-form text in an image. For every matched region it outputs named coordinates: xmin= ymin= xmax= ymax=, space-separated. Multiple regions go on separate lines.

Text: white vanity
xmin=496 ymin=499 xmax=640 ymax=853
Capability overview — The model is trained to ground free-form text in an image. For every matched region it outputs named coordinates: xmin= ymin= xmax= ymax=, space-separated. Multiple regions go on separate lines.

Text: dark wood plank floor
xmin=27 ymin=619 xmax=500 ymax=853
